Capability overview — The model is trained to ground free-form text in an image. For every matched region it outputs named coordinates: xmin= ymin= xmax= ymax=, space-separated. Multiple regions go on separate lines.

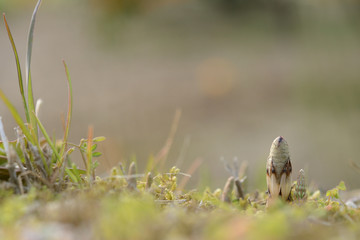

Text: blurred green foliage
xmin=89 ymin=0 xmax=148 ymax=15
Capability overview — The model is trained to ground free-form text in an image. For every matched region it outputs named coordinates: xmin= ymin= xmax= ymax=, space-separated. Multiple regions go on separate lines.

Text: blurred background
xmin=1 ymin=0 xmax=360 ymax=192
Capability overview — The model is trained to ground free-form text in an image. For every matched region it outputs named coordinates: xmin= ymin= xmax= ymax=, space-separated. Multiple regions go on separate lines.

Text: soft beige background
xmin=1 ymin=0 xmax=360 ymax=191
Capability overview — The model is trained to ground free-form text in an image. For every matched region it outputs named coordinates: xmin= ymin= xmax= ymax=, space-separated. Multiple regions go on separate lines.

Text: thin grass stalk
xmin=25 ymin=0 xmax=42 ymax=88
xmin=19 ymin=170 xmax=51 ymax=188
xmin=155 ymin=109 xmax=182 ymax=169
xmin=3 ymin=14 xmax=30 ymax=123
xmin=14 ymin=152 xmax=31 ymax=188
xmin=58 ymin=60 xmax=73 ymax=167
xmin=7 ymin=146 xmax=20 ymax=193
xmin=30 ymin=140 xmax=50 ymax=177
xmin=177 ymin=157 xmax=203 ymax=191
xmin=27 ymin=76 xmax=38 ymax=142
xmin=51 ymin=147 xmax=74 ymax=183
xmin=32 ymin=112 xmax=61 ymax=175
xmin=175 ymin=135 xmax=191 ymax=168
xmin=26 ymin=0 xmax=42 ymax=142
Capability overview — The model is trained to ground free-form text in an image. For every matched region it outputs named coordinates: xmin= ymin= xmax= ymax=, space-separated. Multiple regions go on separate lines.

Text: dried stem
xmin=127 ymin=162 xmax=137 ymax=190
xmin=221 ymin=176 xmax=234 ymax=203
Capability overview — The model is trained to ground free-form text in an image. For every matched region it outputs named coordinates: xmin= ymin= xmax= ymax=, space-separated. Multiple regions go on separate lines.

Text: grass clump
xmin=0 ymin=0 xmax=104 ymax=194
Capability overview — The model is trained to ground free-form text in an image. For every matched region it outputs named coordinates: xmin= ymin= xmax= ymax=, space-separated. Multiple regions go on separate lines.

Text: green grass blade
xmin=0 ymin=89 xmax=34 ymax=145
xmin=72 ymin=168 xmax=86 ymax=175
xmin=59 ymin=60 xmax=73 ymax=164
xmin=32 ymin=111 xmax=60 ymax=175
xmin=3 ymin=14 xmax=30 ymax=123
xmin=26 ymin=0 xmax=42 ymax=87
xmin=27 ymin=76 xmax=38 ymax=142
xmin=65 ymin=168 xmax=79 ymax=183
xmin=32 ymin=112 xmax=61 ymax=162
xmin=26 ymin=0 xmax=42 ymax=142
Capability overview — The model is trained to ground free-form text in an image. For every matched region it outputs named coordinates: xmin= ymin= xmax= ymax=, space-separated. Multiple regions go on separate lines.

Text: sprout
xmin=295 ymin=169 xmax=307 ymax=201
xmin=266 ymin=136 xmax=292 ymax=202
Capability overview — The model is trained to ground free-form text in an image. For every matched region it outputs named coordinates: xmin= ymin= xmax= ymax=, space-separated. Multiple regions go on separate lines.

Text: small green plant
xmin=326 ymin=180 xmax=346 ymax=205
xmin=0 ymin=0 xmax=104 ymax=193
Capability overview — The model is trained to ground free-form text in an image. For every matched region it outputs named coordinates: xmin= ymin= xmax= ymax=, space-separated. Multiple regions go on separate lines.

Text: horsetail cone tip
xmin=266 ymin=136 xmax=292 ymax=201
xmin=295 ymin=169 xmax=306 ymax=200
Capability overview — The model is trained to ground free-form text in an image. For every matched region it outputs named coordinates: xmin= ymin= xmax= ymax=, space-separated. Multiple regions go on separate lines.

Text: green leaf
xmin=65 ymin=147 xmax=75 ymax=158
xmin=337 ymin=181 xmax=346 ymax=191
xmin=93 ymin=136 xmax=106 ymax=142
xmin=91 ymin=144 xmax=97 ymax=152
xmin=326 ymin=191 xmax=330 ymax=197
xmin=326 ymin=188 xmax=340 ymax=200
xmin=92 ymin=160 xmax=99 ymax=169
xmin=92 ymin=152 xmax=102 ymax=157
xmin=3 ymin=14 xmax=30 ymax=123
xmin=0 ymin=89 xmax=35 ymax=145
